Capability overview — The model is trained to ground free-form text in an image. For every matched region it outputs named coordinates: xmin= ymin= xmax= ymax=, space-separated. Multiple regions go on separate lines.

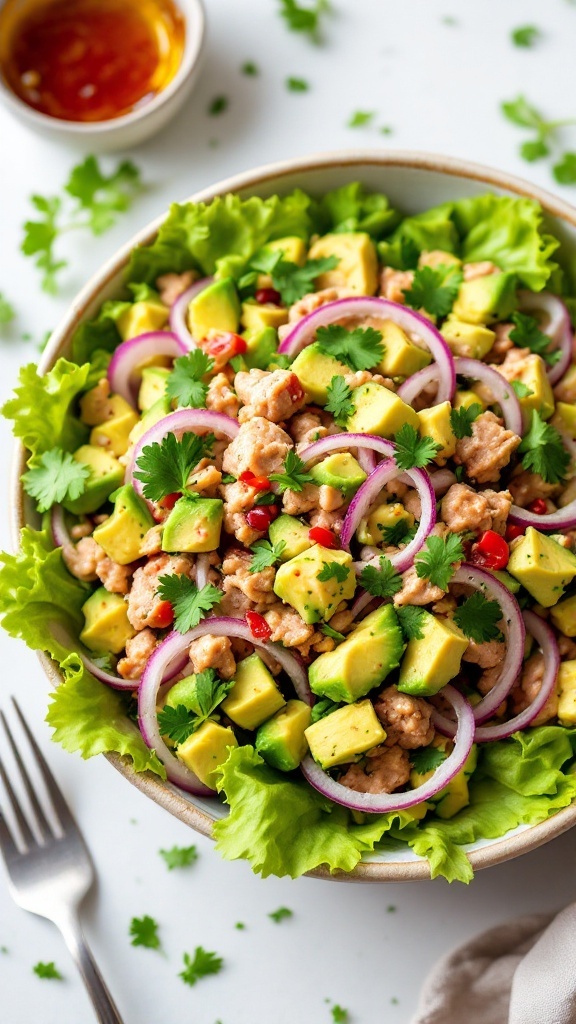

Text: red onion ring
xmin=429 ymin=468 xmax=457 ymax=495
xmin=195 ymin=553 xmax=211 ymax=591
xmin=78 ymin=648 xmax=188 ymax=692
xmin=396 ymin=364 xmax=442 ymax=406
xmin=517 ymin=290 xmax=573 ymax=387
xmin=108 ymin=332 xmax=189 ymax=406
xmin=138 ymin=616 xmax=312 ymax=795
xmin=300 ymin=684 xmax=474 ymax=813
xmin=473 ymin=610 xmax=559 ymax=741
xmin=509 ymin=433 xmax=576 ymax=530
xmin=50 ymin=504 xmax=72 ymax=548
xmin=169 ymin=277 xmax=214 ymax=349
xmin=278 ymin=297 xmax=456 ymax=404
xmin=356 ymin=447 xmax=377 ymax=474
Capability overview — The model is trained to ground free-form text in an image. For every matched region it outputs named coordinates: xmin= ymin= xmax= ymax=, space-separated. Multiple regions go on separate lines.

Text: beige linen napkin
xmin=411 ymin=908 xmax=576 ymax=1024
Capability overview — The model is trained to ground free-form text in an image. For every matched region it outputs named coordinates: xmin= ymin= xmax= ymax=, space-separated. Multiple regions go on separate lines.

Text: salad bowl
xmin=12 ymin=150 xmax=576 ymax=882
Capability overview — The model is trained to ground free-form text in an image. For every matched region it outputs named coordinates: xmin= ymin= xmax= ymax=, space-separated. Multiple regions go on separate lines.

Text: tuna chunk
xmin=188 ymin=634 xmax=236 ymax=680
xmin=263 ymin=602 xmax=315 ymax=649
xmin=235 ymin=368 xmax=305 ymax=424
xmin=509 ymin=652 xmax=558 ymax=726
xmin=393 ymin=565 xmax=445 ymax=606
xmin=126 ymin=553 xmax=195 ymax=630
xmin=374 ymin=685 xmax=434 ymax=748
xmin=339 ymin=744 xmax=411 ymax=794
xmin=222 ymin=417 xmax=292 ymax=478
xmin=221 ymin=550 xmax=277 ymax=609
xmin=155 ymin=270 xmax=196 ymax=306
xmin=441 ymin=483 xmax=512 ymax=535
xmin=509 ymin=470 xmax=561 ymax=508
xmin=379 ymin=267 xmax=414 ymax=304
xmin=206 ymin=372 xmax=240 ymax=419
xmin=117 ymin=629 xmax=157 ymax=680
xmin=454 ymin=411 xmax=520 ymax=484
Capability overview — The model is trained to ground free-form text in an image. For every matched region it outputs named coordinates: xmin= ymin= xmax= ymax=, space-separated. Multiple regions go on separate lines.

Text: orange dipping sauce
xmin=0 ymin=0 xmax=186 ymax=122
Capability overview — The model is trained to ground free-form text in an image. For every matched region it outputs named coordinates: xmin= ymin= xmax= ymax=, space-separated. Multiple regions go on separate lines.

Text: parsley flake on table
xmin=500 ymin=95 xmax=576 ymax=163
xmin=410 ymin=746 xmax=447 ymax=773
xmin=553 ymin=152 xmax=576 ymax=184
xmin=129 ymin=915 xmax=161 ymax=951
xmin=134 ymin=431 xmax=214 ymax=501
xmin=0 ymin=292 xmax=15 ymax=325
xmin=449 ymin=403 xmax=482 ymax=439
xmin=268 ymin=906 xmax=293 ymax=922
xmin=519 ymin=410 xmax=570 ymax=484
xmin=311 ymin=697 xmax=341 ymax=722
xmin=33 ymin=961 xmax=63 ymax=980
xmin=159 ymin=845 xmax=198 ymax=870
xmin=396 ymin=605 xmax=426 ymax=641
xmin=179 ymin=947 xmax=223 ymax=986
xmin=511 ymin=380 xmax=534 ymax=399
xmin=208 ymin=96 xmax=228 ymax=116
xmin=269 ymin=450 xmax=314 ymax=493
xmin=359 ymin=556 xmax=402 ymax=598
xmin=316 ymin=324 xmax=384 ymax=371
xmin=511 ymin=25 xmax=541 ymax=47
xmin=331 ymin=1006 xmax=349 ymax=1023
xmin=402 ymin=264 xmax=463 ymax=317
xmin=348 ymin=110 xmax=375 ymax=128
xmin=156 ymin=576 xmax=222 ymax=633
xmin=241 ymin=61 xmax=259 ymax=75
xmin=454 ymin=592 xmax=504 ymax=643
xmin=415 ymin=533 xmax=464 ymax=591
xmin=22 ymin=447 xmax=89 ymax=512
xmin=286 ymin=76 xmax=310 ymax=91
xmin=317 ymin=561 xmax=350 ymax=583
xmin=167 ymin=350 xmax=214 ymax=408
xmin=279 ymin=0 xmax=330 ymax=42
xmin=381 ymin=519 xmax=417 ymax=547
xmin=249 ymin=539 xmax=286 ymax=573
xmin=509 ymin=312 xmax=560 ymax=366
xmin=393 ymin=423 xmax=441 ymax=471
xmin=325 ymin=375 xmax=355 ymax=426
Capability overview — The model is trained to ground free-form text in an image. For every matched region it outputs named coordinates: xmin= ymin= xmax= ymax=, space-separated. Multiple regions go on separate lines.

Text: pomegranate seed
xmin=528 ymin=498 xmax=548 ymax=515
xmin=470 ymin=529 xmax=510 ymax=571
xmin=246 ymin=507 xmax=275 ymax=531
xmin=255 ymin=287 xmax=282 ymax=306
xmin=309 ymin=526 xmax=337 ymax=548
xmin=246 ymin=610 xmax=272 ymax=640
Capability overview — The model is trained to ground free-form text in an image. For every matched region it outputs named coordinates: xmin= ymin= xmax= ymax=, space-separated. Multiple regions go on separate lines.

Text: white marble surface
xmin=1 ymin=1 xmax=576 ymax=1022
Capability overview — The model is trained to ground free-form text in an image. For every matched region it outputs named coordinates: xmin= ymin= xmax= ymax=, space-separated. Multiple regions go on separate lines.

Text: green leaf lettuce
xmin=2 ymin=359 xmax=91 ymax=458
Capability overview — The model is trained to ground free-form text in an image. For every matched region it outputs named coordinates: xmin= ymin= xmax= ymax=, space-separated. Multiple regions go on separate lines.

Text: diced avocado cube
xmin=161 ymin=496 xmax=223 ymax=553
xmin=507 ymin=527 xmax=576 ymax=607
xmin=454 ymin=388 xmax=486 ymax=411
xmin=63 ymin=445 xmax=124 ymax=515
xmin=398 ymin=611 xmax=468 ymax=696
xmin=550 ymin=594 xmax=576 ymax=637
xmin=376 ymin=320 xmax=432 ymax=378
xmin=93 ymin=484 xmax=155 ymax=565
xmin=138 ymin=367 xmax=171 ymax=412
xmin=451 ymin=272 xmax=517 ymax=325
xmin=558 ymin=661 xmax=576 ymax=726
xmin=490 ymin=569 xmax=521 ymax=594
xmin=222 ymin=653 xmax=286 ymax=730
xmin=309 ymin=452 xmax=367 ymax=499
xmin=128 ymin=396 xmax=172 ymax=446
xmin=256 ymin=236 xmax=307 ymax=289
xmin=552 ymin=402 xmax=576 ymax=440
xmin=309 ymin=604 xmax=405 ymax=703
xmin=241 ymin=300 xmax=288 ymax=332
xmin=80 ymin=586 xmax=136 ymax=654
xmin=357 ymin=501 xmax=414 ymax=546
xmin=177 ymin=720 xmax=238 ymax=789
xmin=417 ymin=401 xmax=457 ymax=465
xmin=164 ymin=674 xmax=202 ymax=711
xmin=510 ymin=353 xmax=555 ymax=425
xmin=411 ymin=741 xmax=476 ymax=818
xmin=268 ymin=514 xmax=312 ymax=561
xmin=273 ymin=544 xmax=355 ymax=625
xmin=116 ymin=299 xmax=169 ymax=341
xmin=242 ymin=326 xmax=278 ymax=370
xmin=290 ymin=342 xmax=350 ymax=406
xmin=308 ymin=232 xmax=378 ymax=295
xmin=346 ymin=382 xmax=419 ymax=437
xmin=304 ymin=699 xmax=386 ymax=770
xmin=419 ymin=250 xmax=462 ymax=271
xmin=255 ymin=699 xmax=312 ymax=771
xmin=89 ymin=395 xmax=139 ymax=457
xmin=188 ymin=277 xmax=240 ymax=339
xmin=555 ymin=363 xmax=576 ymax=404
xmin=440 ymin=317 xmax=496 ymax=359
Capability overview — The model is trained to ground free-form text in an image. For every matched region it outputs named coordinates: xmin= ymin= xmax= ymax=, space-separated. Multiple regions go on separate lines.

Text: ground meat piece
xmin=402 ymin=488 xmax=422 ymax=519
xmin=463 ymin=638 xmax=505 ymax=669
xmin=127 ymin=553 xmax=195 ymax=630
xmin=140 ymin=525 xmax=164 ymax=556
xmin=432 ymin=594 xmax=457 ymax=616
xmin=70 ymin=520 xmax=94 ymax=540
xmin=188 ymin=634 xmax=236 ymax=680
xmin=374 ymin=685 xmax=435 ymax=748
xmin=206 ymin=372 xmax=240 ymax=419
xmin=187 ymin=458 xmax=222 ymax=497
xmin=223 ymin=510 xmax=264 ymax=547
xmin=463 ymin=260 xmax=500 ymax=281
xmin=509 ymin=469 xmax=561 ymax=508
xmin=289 ymin=409 xmax=328 ymax=446
xmin=441 ymin=483 xmax=512 ymax=535
xmin=287 ymin=286 xmax=355 ymax=324
xmin=264 ymin=602 xmax=315 ymax=649
xmin=477 ymin=665 xmax=503 ymax=696
xmin=235 ymin=369 xmax=306 ymax=424
xmin=79 ymin=379 xmax=114 ymax=426
xmin=219 ymin=586 xmax=253 ymax=618
xmin=454 ymin=411 xmax=520 ymax=484
xmin=485 ymin=322 xmax=514 ymax=364
xmin=282 ymin=483 xmax=320 ymax=515
xmin=155 ymin=270 xmax=197 ymax=306
xmin=117 ymin=629 xmax=157 ymax=680
xmin=308 ymin=508 xmax=345 ymax=535
xmin=509 ymin=652 xmax=558 ymax=726
xmin=221 ymin=550 xmax=276 ymax=609
xmin=96 ymin=556 xmax=133 ymax=595
xmin=393 ymin=565 xmax=445 ymax=606
xmin=558 ymin=636 xmax=576 ymax=659
xmin=339 ymin=744 xmax=411 ymax=794
xmin=379 ymin=267 xmax=414 ymax=304
xmin=222 ymin=417 xmax=292 ymax=479
xmin=62 ymin=537 xmax=101 ymax=581
xmin=319 ymin=485 xmax=346 ymax=512
xmin=329 ymin=608 xmax=356 ymax=633
xmin=220 ymin=479 xmax=266 ymax=545
xmin=343 ymin=369 xmax=395 ymax=391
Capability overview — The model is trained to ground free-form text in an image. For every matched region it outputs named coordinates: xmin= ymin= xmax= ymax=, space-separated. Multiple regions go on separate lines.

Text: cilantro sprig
xmin=410 ymin=746 xmax=447 ymax=773
xmin=167 ymin=350 xmax=214 ymax=408
xmin=402 ymin=264 xmax=463 ymax=317
xmin=381 ymin=519 xmax=417 ymax=547
xmin=134 ymin=432 xmax=214 ymax=502
xmin=279 ymin=0 xmax=330 ymax=42
xmin=518 ymin=410 xmax=570 ymax=484
xmin=159 ymin=845 xmax=198 ymax=870
xmin=249 ymin=539 xmax=286 ymax=573
xmin=325 ymin=375 xmax=355 ymax=426
xmin=180 ymin=947 xmax=223 ymax=986
xmin=22 ymin=447 xmax=89 ymax=512
xmin=33 ymin=961 xmax=63 ymax=980
xmin=393 ymin=423 xmax=441 ymax=471
xmin=157 ymin=669 xmax=233 ymax=743
xmin=415 ymin=533 xmax=464 ymax=591
xmin=396 ymin=604 xmax=426 ymax=641
xmin=450 ymin=403 xmax=482 ymax=439
xmin=511 ymin=380 xmax=534 ymax=399
xmin=317 ymin=561 xmax=350 ymax=583
xmin=156 ymin=575 xmax=222 ymax=633
xmin=269 ymin=450 xmax=314 ymax=493
xmin=242 ymin=248 xmax=338 ymax=305
xmin=316 ymin=324 xmax=385 ymax=371
xmin=509 ymin=312 xmax=561 ymax=366
xmin=129 ymin=915 xmax=161 ymax=951
xmin=501 ymin=95 xmax=576 ymax=163
xmin=359 ymin=556 xmax=403 ymax=598
xmin=454 ymin=592 xmax=504 ymax=643
xmin=268 ymin=907 xmax=293 ymax=923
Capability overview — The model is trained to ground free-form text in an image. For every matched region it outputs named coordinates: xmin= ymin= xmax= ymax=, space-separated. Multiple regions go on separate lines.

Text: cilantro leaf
xmin=179 ymin=947 xmax=223 ymax=986
xmin=331 ymin=1005 xmax=350 ymax=1023
xmin=553 ymin=152 xmax=576 ymax=185
xmin=129 ymin=915 xmax=161 ymax=951
xmin=249 ymin=539 xmax=286 ymax=573
xmin=501 ymin=95 xmax=546 ymax=130
xmin=325 ymin=375 xmax=355 ymax=426
xmin=454 ymin=592 xmax=504 ymax=643
xmin=22 ymin=448 xmax=90 ymax=512
xmin=241 ymin=61 xmax=259 ymax=75
xmin=315 ymin=324 xmax=385 ymax=371
xmin=520 ymin=138 xmax=550 ymax=162
xmin=157 ymin=703 xmax=199 ymax=744
xmin=382 ymin=519 xmax=417 ymax=547
xmin=65 ymin=156 xmax=143 ymax=235
xmin=410 ymin=746 xmax=447 ymax=773
xmin=396 ymin=605 xmax=426 ymax=641
xmin=320 ymin=623 xmax=346 ymax=643
xmin=22 ymin=195 xmax=65 ymax=294
xmin=279 ymin=0 xmax=330 ymax=42
xmin=393 ymin=423 xmax=441 ymax=470
xmin=414 ymin=533 xmax=464 ymax=591
xmin=402 ymin=264 xmax=463 ymax=317
xmin=310 ymin=696 xmax=342 ymax=722
xmin=254 ymin=491 xmax=278 ymax=506
xmin=134 ymin=432 xmax=214 ymax=501
xmin=159 ymin=845 xmax=198 ymax=870
xmin=269 ymin=450 xmax=314 ymax=493
xmin=449 ymin=403 xmax=482 ymax=439
xmin=359 ymin=556 xmax=403 ymax=598
xmin=509 ymin=311 xmax=559 ymax=365
xmin=286 ymin=76 xmax=309 ymax=91
xmin=158 ymin=670 xmax=233 ymax=742
xmin=398 ymin=236 xmax=421 ymax=270
xmin=268 ymin=906 xmax=293 ymax=922
xmin=0 ymin=292 xmax=15 ymax=325
xmin=511 ymin=380 xmax=534 ymax=398
xmin=518 ymin=410 xmax=570 ymax=484
xmin=511 ymin=25 xmax=540 ymax=47
xmin=167 ymin=350 xmax=214 ymax=408
xmin=156 ymin=576 xmax=222 ymax=633
xmin=33 ymin=961 xmax=63 ymax=980
xmin=208 ymin=95 xmax=228 ymax=115
xmin=317 ymin=561 xmax=350 ymax=583
xmin=271 ymin=256 xmax=338 ymax=305
xmin=348 ymin=110 xmax=375 ymax=128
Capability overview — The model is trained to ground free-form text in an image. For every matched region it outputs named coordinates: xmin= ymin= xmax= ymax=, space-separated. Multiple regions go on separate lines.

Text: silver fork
xmin=0 ymin=697 xmax=124 ymax=1024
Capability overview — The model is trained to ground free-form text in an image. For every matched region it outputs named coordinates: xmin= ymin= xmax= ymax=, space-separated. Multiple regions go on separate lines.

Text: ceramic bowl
xmin=16 ymin=150 xmax=576 ymax=881
xmin=0 ymin=0 xmax=205 ymax=151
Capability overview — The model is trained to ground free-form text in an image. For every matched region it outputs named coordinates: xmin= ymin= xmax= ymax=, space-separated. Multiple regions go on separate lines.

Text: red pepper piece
xmin=470 ymin=529 xmax=510 ymax=571
xmin=205 ymin=332 xmax=247 ymax=362
xmin=159 ymin=492 xmax=180 ymax=511
xmin=528 ymin=498 xmax=548 ymax=515
xmin=239 ymin=470 xmax=272 ymax=491
xmin=286 ymin=372 xmax=304 ymax=404
xmin=308 ymin=525 xmax=337 ymax=548
xmin=255 ymin=287 xmax=282 ymax=306
xmin=246 ymin=610 xmax=272 ymax=640
xmin=505 ymin=523 xmax=525 ymax=542
xmin=150 ymin=600 xmax=174 ymax=629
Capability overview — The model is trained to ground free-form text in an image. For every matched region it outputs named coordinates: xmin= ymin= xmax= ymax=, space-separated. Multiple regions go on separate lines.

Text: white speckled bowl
xmin=15 ymin=151 xmax=576 ymax=881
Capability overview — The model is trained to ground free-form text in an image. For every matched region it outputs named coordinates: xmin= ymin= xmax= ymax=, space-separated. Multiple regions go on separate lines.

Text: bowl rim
xmin=0 ymin=0 xmax=205 ymax=135
xmin=16 ymin=147 xmax=576 ymax=882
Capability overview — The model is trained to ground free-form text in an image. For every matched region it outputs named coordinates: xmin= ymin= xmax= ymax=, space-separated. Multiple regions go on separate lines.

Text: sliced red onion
xmin=278 ymin=296 xmax=456 ymax=404
xmin=138 ymin=616 xmax=312 ymax=795
xmin=357 ymin=447 xmax=377 ymax=474
xmin=350 ymin=589 xmax=380 ymax=620
xmin=473 ymin=610 xmax=559 ymax=741
xmin=195 ymin=553 xmax=211 ymax=591
xmin=454 ymin=357 xmax=523 ymax=436
xmin=429 ymin=468 xmax=457 ymax=495
xmin=169 ymin=277 xmax=213 ymax=349
xmin=50 ymin=504 xmax=72 ymax=548
xmin=78 ymin=648 xmax=188 ymax=692
xmin=517 ymin=290 xmax=573 ymax=386
xmin=508 ymin=501 xmax=576 ymax=532
xmin=300 ymin=684 xmax=474 ymax=813
xmin=301 ymin=431 xmax=394 ymax=465
xmin=396 ymin=364 xmax=442 ymax=406
xmin=108 ymin=332 xmax=189 ymax=406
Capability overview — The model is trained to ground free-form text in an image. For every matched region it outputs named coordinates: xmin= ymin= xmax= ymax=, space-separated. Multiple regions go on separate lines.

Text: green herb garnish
xmin=509 ymin=311 xmax=560 ymax=365
xmin=317 ymin=561 xmax=350 ymax=583
xmin=269 ymin=450 xmax=314 ymax=493
xmin=414 ymin=533 xmax=464 ymax=590
xmin=129 ymin=915 xmax=161 ymax=951
xmin=410 ymin=746 xmax=446 ymax=773
xmin=22 ymin=447 xmax=89 ymax=512
xmin=33 ymin=961 xmax=63 ymax=979
xmin=518 ymin=410 xmax=570 ymax=484
xmin=348 ymin=110 xmax=375 ymax=128
xmin=249 ymin=539 xmax=286 ymax=573
xmin=402 ymin=264 xmax=463 ymax=317
xmin=286 ymin=76 xmax=309 ymax=91
xmin=159 ymin=845 xmax=198 ymax=870
xmin=0 ymin=293 xmax=15 ymax=325
xmin=393 ymin=423 xmax=441 ymax=470
xmin=511 ymin=25 xmax=540 ymax=47
xmin=268 ymin=906 xmax=293 ymax=922
xmin=396 ymin=605 xmax=426 ymax=641
xmin=325 ymin=375 xmax=355 ymax=426
xmin=449 ymin=403 xmax=482 ymax=439
xmin=316 ymin=324 xmax=384 ymax=370
xmin=279 ymin=0 xmax=330 ymax=41
xmin=156 ymin=576 xmax=222 ymax=633
xmin=179 ymin=947 xmax=223 ymax=986
xmin=359 ymin=556 xmax=403 ymax=598
xmin=167 ymin=349 xmax=214 ymax=408
xmin=454 ymin=592 xmax=504 ymax=643
xmin=208 ymin=96 xmax=228 ymax=116
xmin=134 ymin=432 xmax=214 ymax=501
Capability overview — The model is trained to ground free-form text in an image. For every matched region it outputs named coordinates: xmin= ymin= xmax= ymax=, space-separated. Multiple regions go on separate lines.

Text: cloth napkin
xmin=411 ymin=905 xmax=576 ymax=1024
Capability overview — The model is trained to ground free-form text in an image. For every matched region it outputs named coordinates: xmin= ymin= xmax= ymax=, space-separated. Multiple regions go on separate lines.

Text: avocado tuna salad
xmin=5 ymin=183 xmax=576 ymax=883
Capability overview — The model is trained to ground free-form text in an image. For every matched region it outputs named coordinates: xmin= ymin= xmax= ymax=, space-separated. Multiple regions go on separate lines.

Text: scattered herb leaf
xmin=359 ymin=555 xmax=403 ymax=598
xmin=249 ymin=539 xmax=286 ymax=573
xmin=179 ymin=947 xmax=223 ymax=986
xmin=33 ymin=961 xmax=63 ymax=980
xmin=167 ymin=350 xmax=214 ymax=409
xmin=286 ymin=76 xmax=309 ymax=91
xmin=22 ymin=447 xmax=89 ymax=512
xmin=156 ymin=576 xmax=222 ymax=633
xmin=348 ymin=110 xmax=375 ymax=128
xmin=449 ymin=403 xmax=482 ymax=439
xmin=509 ymin=311 xmax=560 ymax=365
xmin=454 ymin=591 xmax=504 ymax=643
xmin=268 ymin=907 xmax=293 ymax=922
xmin=553 ymin=152 xmax=576 ymax=184
xmin=403 ymin=264 xmax=463 ymax=317
xmin=0 ymin=293 xmax=15 ymax=325
xmin=208 ymin=96 xmax=228 ymax=116
xmin=518 ymin=410 xmax=570 ymax=484
xmin=316 ymin=324 xmax=384 ymax=371
xmin=269 ymin=450 xmax=314 ymax=493
xmin=325 ymin=375 xmax=355 ymax=426
xmin=279 ymin=0 xmax=330 ymax=42
xmin=317 ymin=561 xmax=350 ymax=583
xmin=415 ymin=533 xmax=464 ymax=591
xmin=241 ymin=61 xmax=259 ymax=75
xmin=393 ymin=423 xmax=441 ymax=470
xmin=159 ymin=845 xmax=198 ymax=870
xmin=134 ymin=432 xmax=214 ymax=501
xmin=129 ymin=915 xmax=161 ymax=951
xmin=511 ymin=25 xmax=540 ymax=47
xmin=396 ymin=605 xmax=426 ymax=641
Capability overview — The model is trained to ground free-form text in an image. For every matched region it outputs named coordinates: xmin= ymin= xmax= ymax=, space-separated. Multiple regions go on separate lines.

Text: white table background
xmin=1 ymin=1 xmax=576 ymax=1021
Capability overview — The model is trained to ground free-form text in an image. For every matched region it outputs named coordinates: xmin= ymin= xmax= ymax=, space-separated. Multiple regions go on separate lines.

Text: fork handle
xmin=56 ymin=912 xmax=124 ymax=1024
